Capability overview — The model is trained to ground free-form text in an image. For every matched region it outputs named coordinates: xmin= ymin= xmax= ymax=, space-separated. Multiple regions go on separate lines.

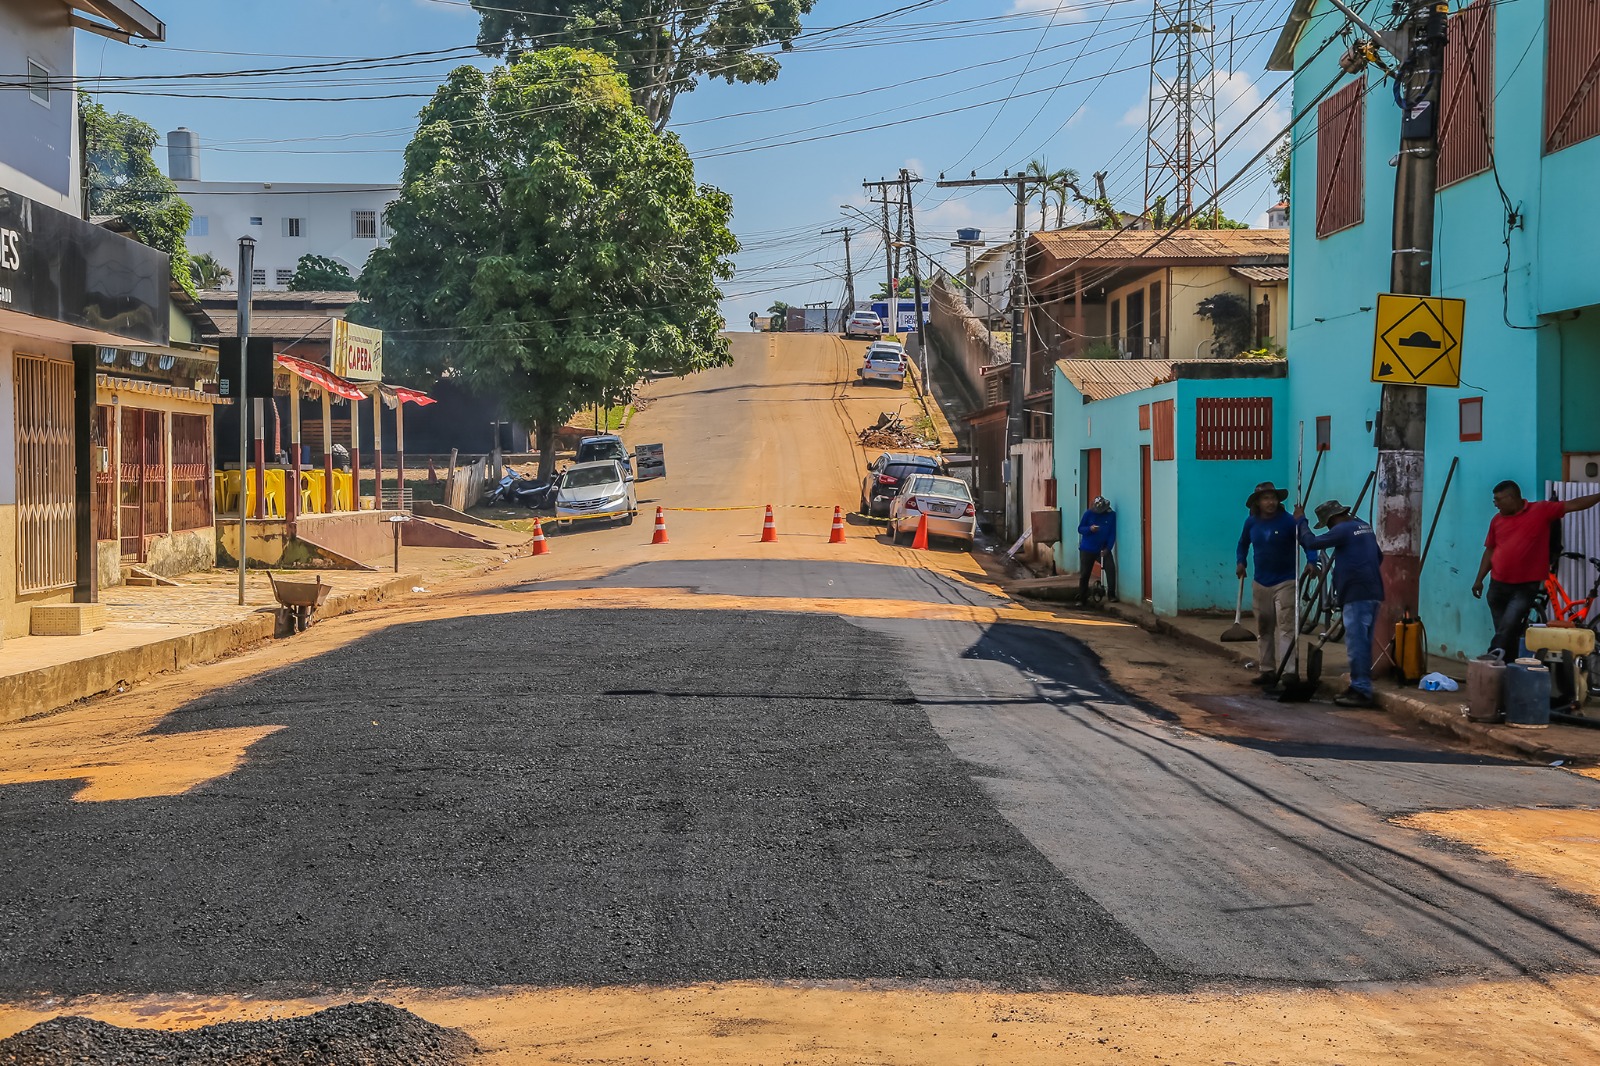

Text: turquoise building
xmin=1053 ymin=359 xmax=1289 ymax=615
xmin=1272 ymin=0 xmax=1600 ymax=661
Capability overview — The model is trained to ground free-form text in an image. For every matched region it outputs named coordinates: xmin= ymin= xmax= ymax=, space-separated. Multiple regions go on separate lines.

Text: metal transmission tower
xmin=1143 ymin=0 xmax=1219 ymax=225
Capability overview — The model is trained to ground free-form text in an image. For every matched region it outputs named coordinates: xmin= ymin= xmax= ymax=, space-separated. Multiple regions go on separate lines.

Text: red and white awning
xmin=276 ymin=353 xmax=366 ymax=400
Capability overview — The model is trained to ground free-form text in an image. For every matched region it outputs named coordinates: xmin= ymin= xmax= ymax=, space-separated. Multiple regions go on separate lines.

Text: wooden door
xmin=1140 ymin=444 xmax=1153 ymax=602
xmin=1083 ymin=448 xmax=1102 ymax=504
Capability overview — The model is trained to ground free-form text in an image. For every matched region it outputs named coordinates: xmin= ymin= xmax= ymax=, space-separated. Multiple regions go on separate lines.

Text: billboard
xmin=332 ymin=319 xmax=383 ymax=381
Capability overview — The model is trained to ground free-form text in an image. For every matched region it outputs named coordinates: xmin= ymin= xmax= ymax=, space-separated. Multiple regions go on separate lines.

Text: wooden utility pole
xmin=1373 ymin=0 xmax=1449 ymax=657
xmin=936 ymin=171 xmax=1049 ymax=536
xmin=822 ymin=226 xmax=857 ymax=314
xmin=900 ymin=169 xmax=927 ymax=380
xmin=864 ymin=177 xmax=906 ymax=326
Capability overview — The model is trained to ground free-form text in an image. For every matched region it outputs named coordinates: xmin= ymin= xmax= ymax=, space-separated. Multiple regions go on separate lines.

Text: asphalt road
xmin=5 ymin=333 xmax=1600 ymax=1008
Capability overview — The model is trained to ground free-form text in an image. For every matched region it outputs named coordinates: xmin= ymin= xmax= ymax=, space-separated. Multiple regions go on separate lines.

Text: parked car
xmin=576 ymin=434 xmax=633 ymax=475
xmin=859 ymin=341 xmax=907 ymax=387
xmin=860 ymin=451 xmax=944 ymax=517
xmin=555 ymin=460 xmax=637 ymax=525
xmin=888 ymin=474 xmax=977 ymax=546
xmin=843 ymin=311 xmax=883 ymax=340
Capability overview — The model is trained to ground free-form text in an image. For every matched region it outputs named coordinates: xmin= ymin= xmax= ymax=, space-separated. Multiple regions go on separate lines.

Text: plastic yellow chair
xmin=262 ymin=469 xmax=287 ymax=518
xmin=332 ymin=471 xmax=354 ymax=511
xmin=300 ymin=470 xmax=326 ymax=514
xmin=215 ymin=472 xmax=239 ymax=514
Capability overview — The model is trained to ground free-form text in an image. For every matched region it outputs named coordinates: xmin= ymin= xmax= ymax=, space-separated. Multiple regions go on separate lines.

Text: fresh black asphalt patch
xmin=517 ymin=558 xmax=1010 ymax=607
xmin=0 ymin=609 xmax=1175 ymax=996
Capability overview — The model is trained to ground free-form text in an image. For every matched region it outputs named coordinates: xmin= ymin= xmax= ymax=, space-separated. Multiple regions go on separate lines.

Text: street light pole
xmin=236 ymin=236 xmax=256 ymax=606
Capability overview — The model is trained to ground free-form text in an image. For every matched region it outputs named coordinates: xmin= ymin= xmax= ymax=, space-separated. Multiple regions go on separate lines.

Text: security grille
xmin=1195 ymin=397 xmax=1273 ymax=460
xmin=172 ymin=413 xmax=212 ymax=532
xmin=14 ymin=354 xmax=76 ymax=592
xmin=1315 ymin=81 xmax=1365 ymax=238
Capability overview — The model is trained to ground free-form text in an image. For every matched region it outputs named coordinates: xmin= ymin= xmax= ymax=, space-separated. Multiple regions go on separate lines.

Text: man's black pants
xmin=1486 ymin=578 xmax=1541 ymax=659
xmin=1079 ymin=549 xmax=1117 ymax=601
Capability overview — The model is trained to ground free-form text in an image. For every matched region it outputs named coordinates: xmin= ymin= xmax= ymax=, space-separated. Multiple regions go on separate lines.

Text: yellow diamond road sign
xmin=1371 ymin=293 xmax=1464 ymax=387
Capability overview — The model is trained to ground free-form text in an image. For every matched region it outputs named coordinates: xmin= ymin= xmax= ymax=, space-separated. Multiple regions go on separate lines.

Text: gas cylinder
xmin=1465 ymin=653 xmax=1505 ymax=722
xmin=1505 ymin=658 xmax=1552 ymax=728
xmin=1393 ymin=610 xmax=1426 ymax=685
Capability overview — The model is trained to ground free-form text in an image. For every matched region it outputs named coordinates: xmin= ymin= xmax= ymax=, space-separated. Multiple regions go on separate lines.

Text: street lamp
xmin=235 ymin=235 xmax=256 ymax=606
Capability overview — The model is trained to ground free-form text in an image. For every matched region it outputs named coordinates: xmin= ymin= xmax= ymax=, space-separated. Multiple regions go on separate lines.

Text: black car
xmin=860 ymin=451 xmax=944 ymax=517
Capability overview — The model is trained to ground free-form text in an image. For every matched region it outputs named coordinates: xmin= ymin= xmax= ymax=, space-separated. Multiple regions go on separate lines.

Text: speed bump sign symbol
xmin=1371 ymin=293 xmax=1465 ymax=387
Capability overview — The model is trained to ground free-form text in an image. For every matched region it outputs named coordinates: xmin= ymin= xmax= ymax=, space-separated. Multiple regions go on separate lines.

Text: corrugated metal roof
xmin=1231 ymin=265 xmax=1289 ymax=284
xmin=1055 ymin=359 xmax=1178 ymax=401
xmin=205 ymin=312 xmax=336 ymax=340
xmin=1031 ymin=228 xmax=1288 ymax=264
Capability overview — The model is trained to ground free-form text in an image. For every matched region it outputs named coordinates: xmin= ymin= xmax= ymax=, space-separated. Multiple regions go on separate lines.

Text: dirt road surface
xmin=4 ymin=333 xmax=1600 ymax=1064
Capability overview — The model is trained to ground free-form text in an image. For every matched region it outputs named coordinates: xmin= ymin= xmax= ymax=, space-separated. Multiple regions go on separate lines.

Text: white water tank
xmin=168 ymin=127 xmax=200 ymax=181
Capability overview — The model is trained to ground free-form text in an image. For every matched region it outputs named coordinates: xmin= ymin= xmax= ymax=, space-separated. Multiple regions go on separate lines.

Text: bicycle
xmin=1530 ymin=551 xmax=1600 ymax=709
xmin=1084 ymin=550 xmax=1108 ymax=608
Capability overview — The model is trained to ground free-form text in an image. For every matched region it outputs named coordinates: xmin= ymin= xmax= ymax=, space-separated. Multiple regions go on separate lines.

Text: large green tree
xmin=472 ymin=0 xmax=814 ymax=129
xmin=288 ymin=254 xmax=356 ymax=292
xmin=82 ymin=98 xmax=195 ymax=297
xmin=359 ymin=48 xmax=737 ymax=478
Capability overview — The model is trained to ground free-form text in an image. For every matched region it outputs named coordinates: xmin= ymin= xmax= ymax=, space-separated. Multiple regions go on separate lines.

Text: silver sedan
xmin=888 ymin=474 xmax=976 ymax=546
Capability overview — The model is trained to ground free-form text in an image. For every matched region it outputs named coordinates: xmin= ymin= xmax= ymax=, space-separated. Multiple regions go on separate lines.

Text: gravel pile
xmin=0 ymin=1001 xmax=476 ymax=1065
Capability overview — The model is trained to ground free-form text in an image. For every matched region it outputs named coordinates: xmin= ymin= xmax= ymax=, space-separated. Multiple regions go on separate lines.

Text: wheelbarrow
xmin=265 ymin=571 xmax=331 ymax=633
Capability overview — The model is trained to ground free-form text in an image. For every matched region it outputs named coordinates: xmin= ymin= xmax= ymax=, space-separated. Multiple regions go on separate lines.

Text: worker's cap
xmin=1313 ymin=499 xmax=1352 ymax=528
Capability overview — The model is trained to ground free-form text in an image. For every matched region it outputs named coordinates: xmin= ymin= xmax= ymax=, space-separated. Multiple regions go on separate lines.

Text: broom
xmin=1222 ymin=576 xmax=1256 ymax=642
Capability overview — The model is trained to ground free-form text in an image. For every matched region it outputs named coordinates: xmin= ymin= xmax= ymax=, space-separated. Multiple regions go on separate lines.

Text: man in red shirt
xmin=1472 ymin=480 xmax=1600 ymax=658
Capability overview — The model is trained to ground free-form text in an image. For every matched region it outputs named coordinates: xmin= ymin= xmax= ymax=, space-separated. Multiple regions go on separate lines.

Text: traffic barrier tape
xmin=541 ymin=503 xmax=843 ymax=523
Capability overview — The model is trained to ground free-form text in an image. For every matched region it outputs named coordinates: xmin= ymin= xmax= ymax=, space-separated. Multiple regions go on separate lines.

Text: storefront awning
xmin=276 ymin=353 xmax=365 ymax=400
xmin=391 ymin=385 xmax=436 ymax=406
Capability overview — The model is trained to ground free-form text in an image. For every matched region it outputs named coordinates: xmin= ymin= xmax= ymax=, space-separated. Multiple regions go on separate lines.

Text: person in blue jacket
xmin=1296 ymin=498 xmax=1386 ymax=707
xmin=1078 ymin=495 xmax=1118 ymax=603
xmin=1238 ymin=482 xmax=1320 ymax=687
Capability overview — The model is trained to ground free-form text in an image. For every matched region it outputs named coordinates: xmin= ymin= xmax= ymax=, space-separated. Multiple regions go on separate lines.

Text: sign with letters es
xmin=332 ymin=319 xmax=383 ymax=381
xmin=1370 ymin=293 xmax=1464 ymax=388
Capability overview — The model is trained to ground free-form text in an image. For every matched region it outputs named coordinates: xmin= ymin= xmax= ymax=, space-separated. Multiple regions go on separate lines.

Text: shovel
xmin=1221 ymin=576 xmax=1255 ymax=642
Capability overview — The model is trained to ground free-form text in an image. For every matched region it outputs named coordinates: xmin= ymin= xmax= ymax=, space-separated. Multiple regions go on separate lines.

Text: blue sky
xmin=82 ymin=0 xmax=1296 ymax=325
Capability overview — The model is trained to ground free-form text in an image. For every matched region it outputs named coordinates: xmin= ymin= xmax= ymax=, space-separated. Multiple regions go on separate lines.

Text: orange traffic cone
xmin=760 ymin=505 xmax=778 ymax=543
xmin=651 ymin=506 xmax=669 ymax=545
xmin=910 ymin=511 xmax=930 ymax=550
xmin=828 ymin=505 xmax=846 ymax=544
xmin=530 ymin=517 xmax=550 ymax=556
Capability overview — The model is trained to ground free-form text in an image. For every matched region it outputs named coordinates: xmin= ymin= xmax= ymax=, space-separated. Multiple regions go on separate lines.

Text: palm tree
xmin=1051 ymin=167 xmax=1083 ymax=228
xmin=189 ymin=252 xmax=231 ymax=289
xmin=1025 ymin=159 xmax=1053 ymax=231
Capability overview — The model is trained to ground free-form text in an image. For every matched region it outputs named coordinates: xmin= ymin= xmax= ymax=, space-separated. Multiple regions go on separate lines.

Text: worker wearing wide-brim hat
xmin=1237 ymin=481 xmax=1320 ymax=688
xmin=1295 ymin=498 xmax=1385 ymax=707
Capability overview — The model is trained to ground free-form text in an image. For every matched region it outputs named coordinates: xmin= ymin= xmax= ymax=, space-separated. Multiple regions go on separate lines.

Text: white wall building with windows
xmin=169 ymin=130 xmax=398 ymax=290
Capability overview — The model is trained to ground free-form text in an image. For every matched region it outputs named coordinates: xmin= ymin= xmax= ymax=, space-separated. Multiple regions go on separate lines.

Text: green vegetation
xmin=81 ymin=97 xmax=195 ymax=298
xmin=288 ymin=254 xmax=357 ymax=292
xmin=358 ymin=48 xmax=737 ymax=480
xmin=189 ymin=252 xmax=231 ymax=290
xmin=472 ymin=0 xmax=816 ymax=130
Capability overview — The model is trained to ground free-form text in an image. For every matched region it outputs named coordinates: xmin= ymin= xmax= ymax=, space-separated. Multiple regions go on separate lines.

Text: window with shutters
xmin=1546 ymin=0 xmax=1600 ymax=153
xmin=14 ymin=354 xmax=77 ymax=593
xmin=1195 ymin=397 xmax=1274 ymax=460
xmin=172 ymin=413 xmax=213 ymax=531
xmin=1438 ymin=0 xmax=1495 ymax=188
xmin=1152 ymin=399 xmax=1176 ymax=461
xmin=1316 ymin=81 xmax=1365 ymax=237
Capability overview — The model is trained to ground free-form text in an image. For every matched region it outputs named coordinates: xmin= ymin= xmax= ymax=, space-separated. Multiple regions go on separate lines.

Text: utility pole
xmin=1371 ymin=1 xmax=1449 ymax=663
xmin=936 ymin=170 xmax=1049 ymax=538
xmin=900 ymin=169 xmax=927 ymax=383
xmin=863 ymin=177 xmax=905 ymax=329
xmin=823 ymin=226 xmax=857 ymax=313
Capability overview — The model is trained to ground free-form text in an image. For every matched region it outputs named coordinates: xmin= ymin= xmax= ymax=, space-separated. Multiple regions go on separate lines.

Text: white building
xmin=169 ymin=129 xmax=398 ymax=290
xmin=965 ymin=245 xmax=1014 ymax=326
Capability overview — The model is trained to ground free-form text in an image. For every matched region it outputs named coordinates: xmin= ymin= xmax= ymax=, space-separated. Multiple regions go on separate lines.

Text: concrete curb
xmin=1094 ymin=599 xmax=1595 ymax=766
xmin=6 ymin=556 xmax=521 ymax=724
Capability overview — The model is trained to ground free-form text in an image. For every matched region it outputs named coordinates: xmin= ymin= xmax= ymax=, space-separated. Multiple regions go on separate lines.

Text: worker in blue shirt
xmin=1237 ymin=481 xmax=1320 ymax=686
xmin=1078 ymin=495 xmax=1118 ymax=603
xmin=1296 ymin=498 xmax=1386 ymax=707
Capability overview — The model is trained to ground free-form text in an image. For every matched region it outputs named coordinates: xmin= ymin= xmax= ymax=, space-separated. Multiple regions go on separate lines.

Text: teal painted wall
xmin=1282 ymin=1 xmax=1600 ymax=662
xmin=1053 ymin=367 xmax=1289 ymax=614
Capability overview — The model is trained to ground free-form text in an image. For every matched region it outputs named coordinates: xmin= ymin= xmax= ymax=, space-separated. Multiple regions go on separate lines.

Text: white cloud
xmin=1009 ymin=0 xmax=1087 ymax=23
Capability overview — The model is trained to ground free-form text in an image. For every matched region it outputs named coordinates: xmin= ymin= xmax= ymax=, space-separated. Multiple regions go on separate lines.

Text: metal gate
xmin=14 ymin=354 xmax=76 ymax=593
xmin=1550 ymin=480 xmax=1600 ymax=598
xmin=119 ymin=408 xmax=166 ymax=561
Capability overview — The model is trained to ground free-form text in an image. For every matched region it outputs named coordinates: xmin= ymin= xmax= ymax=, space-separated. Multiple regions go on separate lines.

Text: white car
xmin=859 ymin=341 xmax=907 ymax=387
xmin=555 ymin=460 xmax=637 ymax=525
xmin=843 ymin=311 xmax=883 ymax=340
xmin=888 ymin=474 xmax=976 ymax=546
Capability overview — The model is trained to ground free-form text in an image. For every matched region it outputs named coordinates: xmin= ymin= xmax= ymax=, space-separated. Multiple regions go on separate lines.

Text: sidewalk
xmin=1096 ymin=598 xmax=1600 ymax=766
xmin=0 ymin=525 xmax=530 ymax=724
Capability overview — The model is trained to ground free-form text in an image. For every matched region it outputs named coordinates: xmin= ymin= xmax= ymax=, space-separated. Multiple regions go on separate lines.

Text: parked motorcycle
xmin=483 ymin=468 xmax=561 ymax=509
